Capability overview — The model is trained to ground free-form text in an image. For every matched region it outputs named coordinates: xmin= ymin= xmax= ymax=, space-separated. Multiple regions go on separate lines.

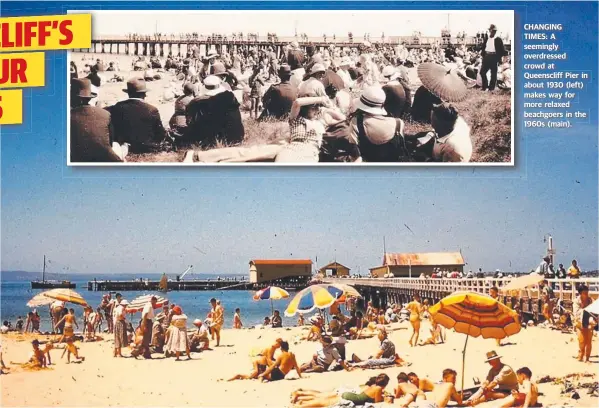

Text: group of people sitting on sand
xmin=69 ymin=25 xmax=514 ymax=163
xmin=289 ymin=350 xmax=538 ymax=408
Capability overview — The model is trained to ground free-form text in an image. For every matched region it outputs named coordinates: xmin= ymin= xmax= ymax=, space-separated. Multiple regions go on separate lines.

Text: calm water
xmin=0 ymin=277 xmax=300 ymax=330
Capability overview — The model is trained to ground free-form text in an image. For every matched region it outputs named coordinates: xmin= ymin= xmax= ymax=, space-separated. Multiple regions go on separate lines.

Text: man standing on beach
xmin=479 ymin=24 xmax=507 ymax=92
xmin=210 ymin=298 xmax=224 ymax=347
xmin=139 ymin=296 xmax=157 ymax=359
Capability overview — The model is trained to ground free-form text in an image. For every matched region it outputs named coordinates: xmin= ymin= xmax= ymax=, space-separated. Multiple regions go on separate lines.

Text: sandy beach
xmin=2 ymin=319 xmax=597 ymax=407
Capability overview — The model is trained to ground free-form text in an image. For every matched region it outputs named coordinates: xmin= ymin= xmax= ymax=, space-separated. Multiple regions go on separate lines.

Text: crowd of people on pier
xmin=70 ymin=23 xmax=512 ymax=164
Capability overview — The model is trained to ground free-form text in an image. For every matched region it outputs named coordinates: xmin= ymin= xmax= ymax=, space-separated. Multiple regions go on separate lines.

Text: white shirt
xmin=485 ymin=36 xmax=496 ymax=53
xmin=115 ymin=305 xmax=126 ymax=320
xmin=142 ymin=303 xmax=155 ymax=320
xmin=432 ymin=116 xmax=473 ymax=162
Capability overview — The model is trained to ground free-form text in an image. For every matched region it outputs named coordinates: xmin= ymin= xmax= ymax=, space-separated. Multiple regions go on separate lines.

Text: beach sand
xmin=1 ymin=319 xmax=597 ymax=407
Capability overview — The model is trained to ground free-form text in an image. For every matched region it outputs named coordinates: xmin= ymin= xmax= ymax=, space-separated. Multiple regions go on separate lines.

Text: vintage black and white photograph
xmin=68 ymin=10 xmax=514 ymax=165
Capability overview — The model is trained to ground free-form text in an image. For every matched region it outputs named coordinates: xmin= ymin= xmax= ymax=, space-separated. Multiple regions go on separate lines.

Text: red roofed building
xmin=249 ymin=259 xmax=313 ymax=283
xmin=370 ymin=252 xmax=465 ymax=278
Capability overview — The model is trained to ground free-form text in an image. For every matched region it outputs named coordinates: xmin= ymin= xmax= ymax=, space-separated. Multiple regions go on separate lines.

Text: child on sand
xmin=298 ymin=314 xmax=305 ymax=326
xmin=234 ymin=308 xmax=243 ymax=329
xmin=419 ymin=320 xmax=445 ymax=346
xmin=498 ymin=367 xmax=539 ymax=408
xmin=62 ymin=338 xmax=85 ymax=364
xmin=26 ymin=339 xmax=47 ymax=369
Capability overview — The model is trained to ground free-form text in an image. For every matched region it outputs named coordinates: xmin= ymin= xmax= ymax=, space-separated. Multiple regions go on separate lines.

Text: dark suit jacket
xmin=70 ymin=105 xmax=121 ymax=162
xmin=382 ymin=83 xmax=409 ymax=119
xmin=105 ymin=99 xmax=167 ymax=153
xmin=261 ymin=81 xmax=298 ymax=119
xmin=481 ymin=36 xmax=507 ymax=59
xmin=185 ymin=91 xmax=244 ymax=147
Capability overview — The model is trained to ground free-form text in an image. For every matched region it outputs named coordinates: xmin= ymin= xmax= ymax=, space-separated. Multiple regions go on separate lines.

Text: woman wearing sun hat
xmin=349 ymin=86 xmax=404 ymax=162
xmin=275 ymin=89 xmax=346 ymax=163
xmin=164 ymin=306 xmax=190 ymax=361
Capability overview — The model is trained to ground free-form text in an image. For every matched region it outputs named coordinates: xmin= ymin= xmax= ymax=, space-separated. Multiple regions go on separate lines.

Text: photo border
xmin=67 ymin=9 xmax=515 ymax=167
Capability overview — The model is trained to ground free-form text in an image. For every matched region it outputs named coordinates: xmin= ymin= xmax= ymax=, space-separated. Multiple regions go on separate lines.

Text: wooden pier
xmin=325 ymin=277 xmax=599 ymax=322
xmin=87 ymin=278 xmax=308 ymax=292
xmin=74 ymin=35 xmax=511 ymax=58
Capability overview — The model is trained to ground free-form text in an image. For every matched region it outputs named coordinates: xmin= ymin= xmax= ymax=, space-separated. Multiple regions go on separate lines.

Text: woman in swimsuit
xmin=55 ymin=308 xmax=78 ymax=342
xmin=407 ymin=294 xmax=423 ymax=347
xmin=291 ymin=373 xmax=390 ymax=407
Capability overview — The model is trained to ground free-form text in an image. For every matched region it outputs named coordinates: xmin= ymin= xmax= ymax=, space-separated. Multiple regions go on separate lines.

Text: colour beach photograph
xmin=67 ymin=10 xmax=514 ymax=165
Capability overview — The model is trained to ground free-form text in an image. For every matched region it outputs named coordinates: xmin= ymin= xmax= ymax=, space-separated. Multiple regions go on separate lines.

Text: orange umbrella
xmin=429 ymin=291 xmax=521 ymax=397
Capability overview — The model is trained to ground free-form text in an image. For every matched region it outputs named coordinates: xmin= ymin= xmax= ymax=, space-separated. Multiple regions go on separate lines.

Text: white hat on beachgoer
xmin=310 ymin=63 xmax=326 ymax=75
xmin=290 ymin=41 xmax=299 ymax=49
xmin=355 ymin=86 xmax=387 ymax=116
xmin=340 ymin=57 xmax=351 ymax=67
xmin=206 ymin=49 xmax=219 ymax=59
xmin=193 ymin=319 xmax=203 ymax=326
xmin=309 ymin=316 xmax=320 ymax=324
xmin=382 ymin=66 xmax=400 ymax=81
xmin=201 ymin=75 xmax=226 ymax=97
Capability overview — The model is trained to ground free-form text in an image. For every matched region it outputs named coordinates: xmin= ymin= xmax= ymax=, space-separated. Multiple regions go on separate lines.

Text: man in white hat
xmin=466 ymin=351 xmax=518 ymax=406
xmin=349 ymin=86 xmax=404 ymax=162
xmin=298 ymin=63 xmax=327 ymax=97
xmin=186 ymin=75 xmax=244 ymax=147
xmin=337 ymin=56 xmax=354 ymax=90
xmin=189 ymin=319 xmax=210 ymax=352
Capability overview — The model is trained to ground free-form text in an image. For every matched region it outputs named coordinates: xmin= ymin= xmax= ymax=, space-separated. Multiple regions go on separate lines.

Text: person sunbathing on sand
xmin=350 ymin=328 xmax=403 ymax=369
xmin=419 ymin=320 xmax=445 ymax=346
xmin=258 ymin=341 xmax=302 ymax=382
xmin=228 ymin=338 xmax=283 ymax=381
xmin=395 ymin=372 xmax=427 ymax=407
xmin=291 ymin=373 xmax=390 ymax=407
xmin=306 ymin=317 xmax=323 ymax=341
xmin=62 ymin=337 xmax=85 ymax=364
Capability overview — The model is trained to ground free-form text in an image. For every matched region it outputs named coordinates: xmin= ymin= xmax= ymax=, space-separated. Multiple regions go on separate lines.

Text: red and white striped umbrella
xmin=126 ymin=294 xmax=169 ymax=314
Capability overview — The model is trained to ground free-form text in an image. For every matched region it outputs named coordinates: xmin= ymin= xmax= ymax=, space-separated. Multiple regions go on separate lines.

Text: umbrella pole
xmin=270 ymin=299 xmax=274 ymax=317
xmin=461 ymin=334 xmax=469 ymax=400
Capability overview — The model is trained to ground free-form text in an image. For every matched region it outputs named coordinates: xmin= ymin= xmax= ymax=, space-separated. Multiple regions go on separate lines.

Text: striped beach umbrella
xmin=429 ymin=291 xmax=521 ymax=397
xmin=324 ymin=283 xmax=362 ymax=302
xmin=27 ymin=288 xmax=88 ymax=307
xmin=285 ymin=284 xmax=342 ymax=317
xmin=126 ymin=294 xmax=169 ymax=314
xmin=253 ymin=286 xmax=290 ymax=315
xmin=500 ymin=273 xmax=544 ymax=293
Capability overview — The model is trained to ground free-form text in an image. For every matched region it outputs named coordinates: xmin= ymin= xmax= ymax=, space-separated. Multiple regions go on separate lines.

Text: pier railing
xmin=324 ymin=277 xmax=599 ymax=301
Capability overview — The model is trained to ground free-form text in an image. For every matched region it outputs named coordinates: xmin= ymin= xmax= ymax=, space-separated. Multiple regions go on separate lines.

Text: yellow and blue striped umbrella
xmin=285 ymin=284 xmax=342 ymax=317
xmin=253 ymin=286 xmax=290 ymax=301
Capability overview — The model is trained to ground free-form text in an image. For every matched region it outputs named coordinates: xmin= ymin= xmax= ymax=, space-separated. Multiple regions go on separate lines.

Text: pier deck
xmin=87 ymin=278 xmax=307 ymax=292
xmin=324 ymin=277 xmax=599 ymax=321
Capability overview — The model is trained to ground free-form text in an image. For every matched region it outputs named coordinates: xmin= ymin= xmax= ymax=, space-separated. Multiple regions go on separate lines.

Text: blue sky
xmin=1 ymin=1 xmax=598 ymax=275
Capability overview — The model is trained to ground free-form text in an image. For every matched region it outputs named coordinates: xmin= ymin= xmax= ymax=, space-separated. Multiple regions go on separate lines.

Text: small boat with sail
xmin=31 ymin=255 xmax=76 ymax=289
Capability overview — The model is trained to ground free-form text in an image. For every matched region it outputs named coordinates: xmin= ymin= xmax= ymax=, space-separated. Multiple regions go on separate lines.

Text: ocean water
xmin=0 ymin=277 xmax=302 ymax=330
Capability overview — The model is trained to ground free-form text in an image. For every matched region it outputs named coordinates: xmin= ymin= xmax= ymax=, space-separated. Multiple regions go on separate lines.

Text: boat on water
xmin=30 ymin=255 xmax=76 ymax=289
